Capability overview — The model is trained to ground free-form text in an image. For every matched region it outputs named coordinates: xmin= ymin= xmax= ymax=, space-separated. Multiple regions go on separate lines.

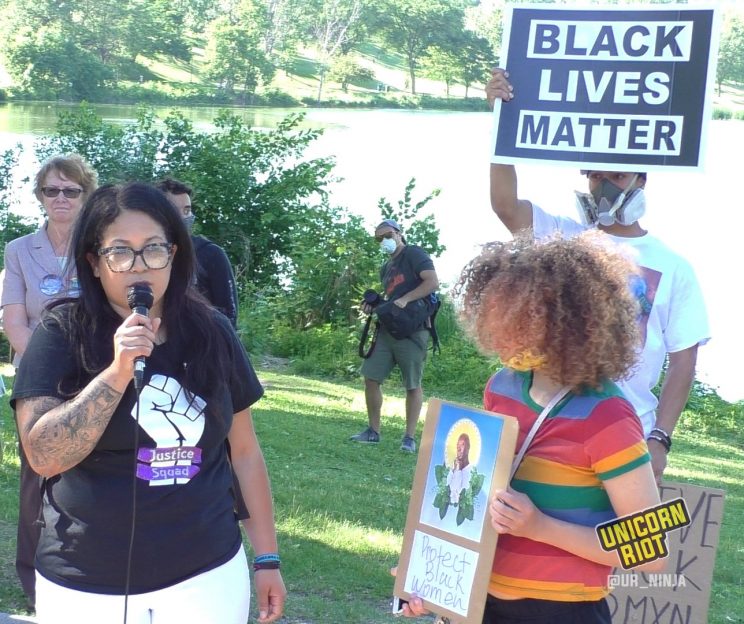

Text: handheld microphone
xmin=126 ymin=283 xmax=154 ymax=393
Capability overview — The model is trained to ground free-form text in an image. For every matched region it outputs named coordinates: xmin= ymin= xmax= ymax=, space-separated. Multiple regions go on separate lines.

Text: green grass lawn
xmin=0 ymin=368 xmax=742 ymax=622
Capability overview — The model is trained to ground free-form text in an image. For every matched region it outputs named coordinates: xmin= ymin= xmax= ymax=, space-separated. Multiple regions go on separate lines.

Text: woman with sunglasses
xmin=10 ymin=183 xmax=286 ymax=623
xmin=1 ymin=153 xmax=97 ymax=611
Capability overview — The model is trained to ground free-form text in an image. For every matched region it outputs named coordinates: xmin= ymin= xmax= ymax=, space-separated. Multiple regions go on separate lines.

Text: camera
xmin=362 ymin=289 xmax=382 ymax=308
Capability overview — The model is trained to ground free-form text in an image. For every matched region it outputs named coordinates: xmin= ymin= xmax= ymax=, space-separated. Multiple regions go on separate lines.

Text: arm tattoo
xmin=23 ymin=380 xmax=123 ymax=473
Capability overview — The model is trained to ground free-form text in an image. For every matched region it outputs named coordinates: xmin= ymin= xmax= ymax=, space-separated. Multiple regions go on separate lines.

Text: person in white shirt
xmin=486 ymin=68 xmax=710 ymax=484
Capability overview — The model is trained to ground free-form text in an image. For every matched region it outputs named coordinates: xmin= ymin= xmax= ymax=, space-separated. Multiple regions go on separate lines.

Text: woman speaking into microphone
xmin=10 ymin=182 xmax=285 ymax=624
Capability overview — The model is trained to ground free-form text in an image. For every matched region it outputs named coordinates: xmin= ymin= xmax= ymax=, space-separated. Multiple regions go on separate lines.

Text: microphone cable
xmin=120 ymin=283 xmax=152 ymax=623
xmin=123 ymin=377 xmax=145 ymax=624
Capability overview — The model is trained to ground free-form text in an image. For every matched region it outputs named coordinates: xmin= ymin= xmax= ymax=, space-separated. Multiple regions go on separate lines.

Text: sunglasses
xmin=41 ymin=186 xmax=84 ymax=199
xmin=375 ymin=232 xmax=396 ymax=243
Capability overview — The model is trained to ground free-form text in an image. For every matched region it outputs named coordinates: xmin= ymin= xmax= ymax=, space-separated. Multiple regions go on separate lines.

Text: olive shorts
xmin=361 ymin=327 xmax=429 ymax=390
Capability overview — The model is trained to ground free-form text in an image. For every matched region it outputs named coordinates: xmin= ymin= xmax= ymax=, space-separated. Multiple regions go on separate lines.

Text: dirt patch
xmin=259 ymin=355 xmax=291 ymax=371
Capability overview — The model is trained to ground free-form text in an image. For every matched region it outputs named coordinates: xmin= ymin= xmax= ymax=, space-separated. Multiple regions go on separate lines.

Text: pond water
xmin=1 ymin=102 xmax=741 ymax=402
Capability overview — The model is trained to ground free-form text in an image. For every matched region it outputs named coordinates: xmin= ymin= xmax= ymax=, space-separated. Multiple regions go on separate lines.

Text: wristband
xmin=253 ymin=560 xmax=281 ymax=571
xmin=647 ymin=433 xmax=671 ymax=453
xmin=649 ymin=427 xmax=672 ymax=449
xmin=253 ymin=553 xmax=281 ymax=571
xmin=650 ymin=427 xmax=672 ymax=442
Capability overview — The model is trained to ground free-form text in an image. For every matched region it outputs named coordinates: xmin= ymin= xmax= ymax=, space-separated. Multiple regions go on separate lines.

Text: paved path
xmin=0 ymin=613 xmax=37 ymax=623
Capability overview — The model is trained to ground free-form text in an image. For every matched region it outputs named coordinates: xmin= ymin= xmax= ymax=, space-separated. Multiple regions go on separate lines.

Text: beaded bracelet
xmin=647 ymin=433 xmax=671 ymax=453
xmin=650 ymin=427 xmax=672 ymax=442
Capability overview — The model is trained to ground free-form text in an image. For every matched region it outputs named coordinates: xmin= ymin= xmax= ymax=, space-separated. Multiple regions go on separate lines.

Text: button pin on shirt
xmin=39 ymin=274 xmax=64 ymax=296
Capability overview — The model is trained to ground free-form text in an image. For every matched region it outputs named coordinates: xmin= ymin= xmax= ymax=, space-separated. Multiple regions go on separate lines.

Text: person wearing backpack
xmin=350 ymin=219 xmax=439 ymax=453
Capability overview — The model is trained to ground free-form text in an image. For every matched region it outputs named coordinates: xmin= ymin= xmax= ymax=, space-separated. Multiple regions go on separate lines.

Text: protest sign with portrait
xmin=393 ymin=399 xmax=518 ymax=623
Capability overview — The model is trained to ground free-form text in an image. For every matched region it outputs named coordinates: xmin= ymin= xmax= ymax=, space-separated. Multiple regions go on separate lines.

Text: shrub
xmin=422 ymin=297 xmax=500 ymax=402
xmin=327 ymin=56 xmax=376 ymax=92
xmin=259 ymin=88 xmax=301 ymax=107
xmin=712 ymin=108 xmax=733 ymax=120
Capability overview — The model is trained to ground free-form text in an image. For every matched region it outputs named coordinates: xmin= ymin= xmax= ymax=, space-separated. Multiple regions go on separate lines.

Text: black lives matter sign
xmin=491 ymin=6 xmax=719 ymax=170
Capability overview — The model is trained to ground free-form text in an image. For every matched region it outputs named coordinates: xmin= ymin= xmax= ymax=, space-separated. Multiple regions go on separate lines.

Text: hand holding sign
xmin=486 ymin=69 xmax=514 ymax=111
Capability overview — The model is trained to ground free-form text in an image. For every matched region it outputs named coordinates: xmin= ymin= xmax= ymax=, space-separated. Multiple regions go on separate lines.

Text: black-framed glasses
xmin=375 ymin=232 xmax=396 ymax=243
xmin=97 ymin=243 xmax=175 ymax=272
xmin=41 ymin=186 xmax=84 ymax=199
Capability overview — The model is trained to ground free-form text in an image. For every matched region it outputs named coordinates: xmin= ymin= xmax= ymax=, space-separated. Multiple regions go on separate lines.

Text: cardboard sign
xmin=393 ymin=399 xmax=518 ymax=623
xmin=492 ymin=5 xmax=720 ymax=171
xmin=607 ymin=482 xmax=725 ymax=624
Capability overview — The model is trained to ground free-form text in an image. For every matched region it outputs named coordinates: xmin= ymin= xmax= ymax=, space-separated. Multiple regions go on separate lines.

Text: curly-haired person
xmin=400 ymin=233 xmax=664 ymax=624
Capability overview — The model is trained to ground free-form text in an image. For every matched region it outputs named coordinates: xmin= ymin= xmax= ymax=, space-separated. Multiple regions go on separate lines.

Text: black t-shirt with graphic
xmin=11 ymin=308 xmax=263 ymax=594
xmin=380 ymin=244 xmax=435 ymax=301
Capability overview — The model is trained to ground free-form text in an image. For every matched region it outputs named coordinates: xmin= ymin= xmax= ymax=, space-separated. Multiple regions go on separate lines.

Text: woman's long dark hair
xmin=48 ymin=182 xmax=232 ymax=406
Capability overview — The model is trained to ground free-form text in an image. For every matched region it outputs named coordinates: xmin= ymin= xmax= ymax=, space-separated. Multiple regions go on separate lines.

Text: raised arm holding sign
xmin=485 ymin=6 xmax=714 ymax=487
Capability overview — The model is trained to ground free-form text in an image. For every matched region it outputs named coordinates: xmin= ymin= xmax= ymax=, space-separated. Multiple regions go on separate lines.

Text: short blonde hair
xmin=34 ymin=154 xmax=98 ymax=202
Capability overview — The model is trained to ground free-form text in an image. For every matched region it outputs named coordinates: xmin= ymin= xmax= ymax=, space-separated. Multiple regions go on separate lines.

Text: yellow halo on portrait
xmin=444 ymin=419 xmax=481 ymax=468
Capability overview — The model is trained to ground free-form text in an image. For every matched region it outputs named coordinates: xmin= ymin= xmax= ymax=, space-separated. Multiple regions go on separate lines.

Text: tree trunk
xmin=317 ymin=69 xmax=325 ymax=103
xmin=409 ymin=64 xmax=416 ymax=95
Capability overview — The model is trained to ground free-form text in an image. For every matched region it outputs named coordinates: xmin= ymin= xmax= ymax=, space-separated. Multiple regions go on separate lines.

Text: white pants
xmin=36 ymin=547 xmax=251 ymax=624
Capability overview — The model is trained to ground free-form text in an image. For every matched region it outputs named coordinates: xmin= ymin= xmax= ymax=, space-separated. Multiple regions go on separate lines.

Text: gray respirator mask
xmin=575 ymin=175 xmax=646 ymax=227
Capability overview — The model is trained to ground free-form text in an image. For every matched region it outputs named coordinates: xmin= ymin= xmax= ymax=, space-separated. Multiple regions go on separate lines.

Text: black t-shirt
xmin=380 ymin=244 xmax=435 ymax=302
xmin=11 ymin=309 xmax=263 ymax=594
xmin=192 ymin=235 xmax=239 ymax=328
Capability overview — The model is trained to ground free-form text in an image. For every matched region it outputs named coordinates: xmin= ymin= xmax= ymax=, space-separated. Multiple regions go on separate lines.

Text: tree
xmin=422 ymin=48 xmax=460 ymax=98
xmin=465 ymin=0 xmax=502 ymax=61
xmin=327 ymin=54 xmax=374 ymax=92
xmin=717 ymin=13 xmax=744 ymax=95
xmin=0 ymin=0 xmax=191 ymax=97
xmin=66 ymin=0 xmax=191 ymax=65
xmin=3 ymin=28 xmax=113 ymax=100
xmin=262 ymin=0 xmax=306 ymax=61
xmin=378 ymin=0 xmax=466 ymax=95
xmin=457 ymin=32 xmax=494 ymax=98
xmin=204 ymin=3 xmax=276 ymax=102
xmin=301 ymin=0 xmax=364 ymax=102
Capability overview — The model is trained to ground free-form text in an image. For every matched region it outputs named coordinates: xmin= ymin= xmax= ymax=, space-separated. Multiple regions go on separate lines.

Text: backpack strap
xmin=427 ymin=295 xmax=441 ymax=354
xmin=358 ymin=315 xmax=380 ymax=359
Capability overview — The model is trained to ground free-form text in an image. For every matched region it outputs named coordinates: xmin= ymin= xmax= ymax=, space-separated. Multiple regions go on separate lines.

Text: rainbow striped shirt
xmin=484 ymin=369 xmax=650 ymax=602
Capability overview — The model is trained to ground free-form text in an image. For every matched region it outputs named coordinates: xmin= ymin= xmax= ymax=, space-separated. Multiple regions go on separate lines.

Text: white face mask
xmin=380 ymin=238 xmax=397 ymax=254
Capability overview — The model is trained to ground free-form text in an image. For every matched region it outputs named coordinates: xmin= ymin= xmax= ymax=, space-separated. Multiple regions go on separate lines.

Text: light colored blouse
xmin=1 ymin=225 xmax=79 ymax=365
